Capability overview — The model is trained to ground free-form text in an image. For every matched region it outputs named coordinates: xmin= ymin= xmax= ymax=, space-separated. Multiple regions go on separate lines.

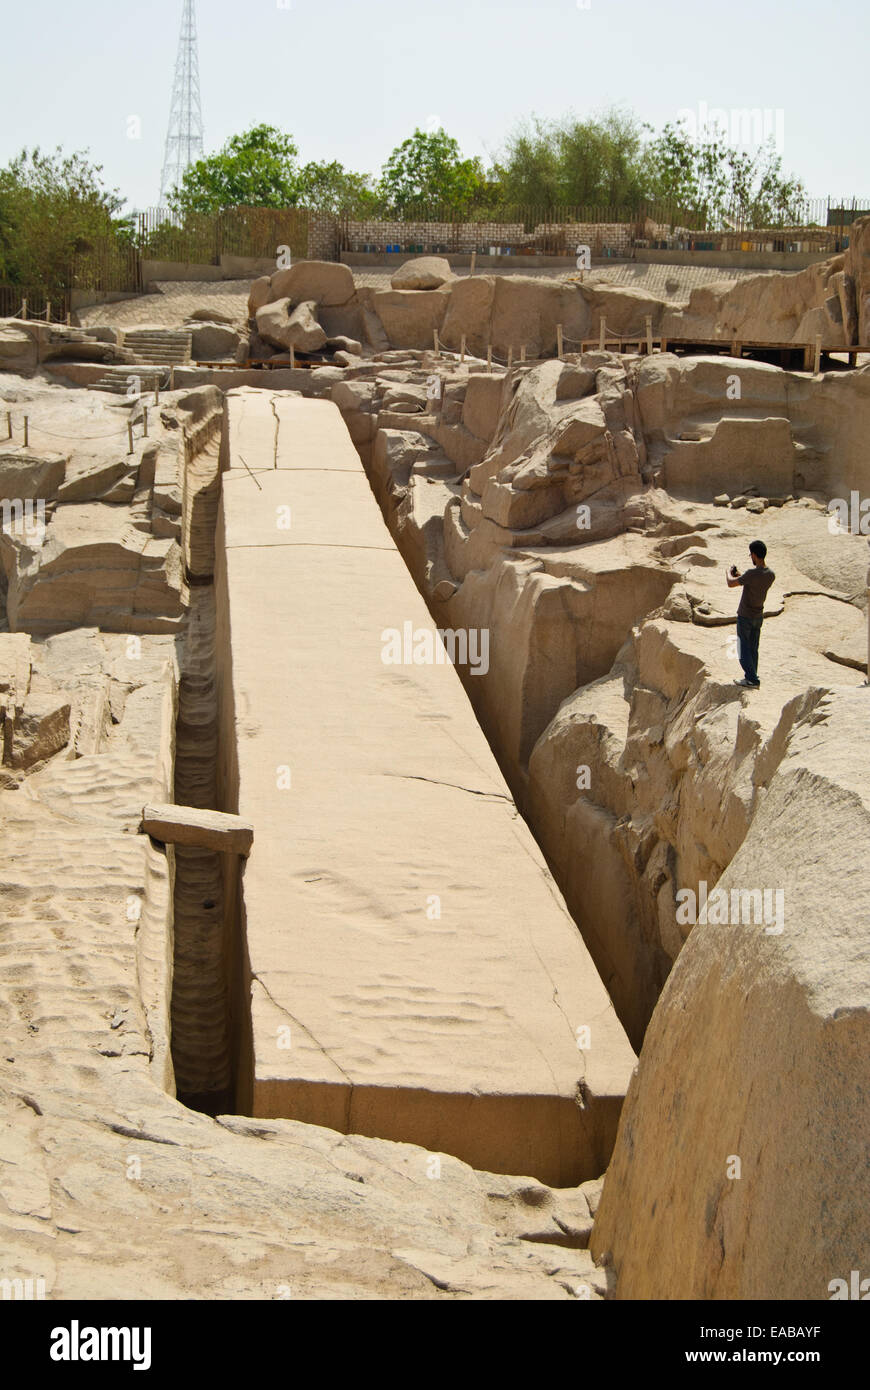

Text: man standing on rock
xmin=726 ymin=540 xmax=775 ymax=688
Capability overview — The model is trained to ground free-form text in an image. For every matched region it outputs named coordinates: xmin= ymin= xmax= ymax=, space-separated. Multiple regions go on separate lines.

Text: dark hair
xmin=749 ymin=540 xmax=767 ymax=560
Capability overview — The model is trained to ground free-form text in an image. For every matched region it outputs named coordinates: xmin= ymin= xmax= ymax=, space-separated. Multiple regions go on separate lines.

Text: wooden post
xmin=154 ymin=383 xmax=159 ymax=405
xmin=44 ymin=302 xmax=51 ymax=323
xmin=813 ymin=334 xmax=822 ymax=375
xmin=23 ymin=416 xmax=29 ymax=448
xmin=599 ymin=316 xmax=605 ymax=350
xmin=520 ymin=344 xmax=526 ymax=362
xmin=645 ymin=316 xmax=653 ymax=356
xmin=143 ymin=407 xmax=149 ymax=438
xmin=866 ymin=542 xmax=870 ymax=687
xmin=433 ymin=329 xmax=440 ymax=356
xmin=470 ymin=250 xmax=477 ymax=276
xmin=127 ymin=420 xmax=134 ymax=454
xmin=21 ymin=298 xmax=27 ymax=321
xmin=507 ymin=345 xmax=513 ymax=371
xmin=66 ymin=312 xmax=71 ymax=327
xmin=487 ymin=345 xmax=492 ymax=373
xmin=557 ymin=324 xmax=564 ymax=360
xmin=460 ymin=334 xmax=466 ymax=364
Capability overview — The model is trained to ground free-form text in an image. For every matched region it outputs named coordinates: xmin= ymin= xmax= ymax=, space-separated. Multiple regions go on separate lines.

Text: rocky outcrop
xmin=236 ymin=240 xmax=868 ymax=370
xmin=3 ymin=248 xmax=869 ymax=1301
xmin=255 ymin=297 xmax=328 ymax=353
xmin=660 ymin=255 xmax=857 ymax=346
xmin=267 ymin=259 xmax=356 ymax=308
xmin=590 ymin=689 xmax=870 ymax=1299
xmin=370 ymin=288 xmax=452 ymax=349
xmin=0 ymin=381 xmax=222 ymax=634
xmin=335 ymin=334 xmax=870 ymax=1294
xmin=0 ymin=373 xmax=620 ymax=1300
xmin=0 ymin=618 xmax=612 ymax=1299
xmin=0 ymin=319 xmax=134 ymax=375
xmin=187 ymin=321 xmax=241 ymax=360
xmin=846 ymin=213 xmax=870 ymax=344
xmin=391 ymin=256 xmax=456 ymax=290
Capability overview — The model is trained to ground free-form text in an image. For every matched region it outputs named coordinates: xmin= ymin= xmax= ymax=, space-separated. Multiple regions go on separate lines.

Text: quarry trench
xmin=163 ymin=387 xmax=637 ymax=1185
xmin=164 ymin=361 xmax=869 ymax=1189
xmin=163 ymin=374 xmax=779 ymax=1154
xmin=4 ymin=236 xmax=869 ymax=1296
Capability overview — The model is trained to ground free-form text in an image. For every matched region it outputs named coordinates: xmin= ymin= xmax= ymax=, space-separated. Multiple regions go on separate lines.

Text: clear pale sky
xmin=0 ymin=0 xmax=866 ymax=212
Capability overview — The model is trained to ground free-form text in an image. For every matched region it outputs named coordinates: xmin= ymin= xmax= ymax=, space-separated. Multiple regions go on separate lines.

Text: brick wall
xmin=308 ymin=212 xmax=340 ymax=261
xmin=339 ymin=221 xmax=527 ymax=254
xmin=535 ymin=222 xmax=633 ymax=255
xmin=305 ymin=213 xmax=703 ymax=262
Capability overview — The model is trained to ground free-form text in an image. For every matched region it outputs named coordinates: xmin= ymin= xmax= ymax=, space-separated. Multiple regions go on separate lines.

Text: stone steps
xmin=91 ymin=366 xmax=165 ymax=395
xmin=123 ymin=330 xmax=192 ymax=366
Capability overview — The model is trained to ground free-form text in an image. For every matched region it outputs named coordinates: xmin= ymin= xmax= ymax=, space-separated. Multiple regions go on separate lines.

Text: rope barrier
xmin=3 ymin=409 xmax=150 ymax=445
xmin=561 ymin=332 xmax=651 ymax=347
xmin=5 ymin=309 xmax=73 ymax=326
xmin=19 ymin=423 xmax=134 ymax=441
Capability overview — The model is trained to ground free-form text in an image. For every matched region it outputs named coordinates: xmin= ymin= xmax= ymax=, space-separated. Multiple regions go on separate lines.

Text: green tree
xmin=379 ymin=129 xmax=486 ymax=214
xmin=0 ymin=146 xmax=125 ymax=289
xmin=644 ymin=121 xmax=806 ymax=228
xmin=490 ymin=117 xmax=560 ymax=206
xmin=726 ymin=140 xmax=807 ymax=228
xmin=555 ymin=108 xmax=648 ymax=206
xmin=495 ymin=108 xmax=648 ymax=208
xmin=168 ymin=124 xmax=300 ymax=215
xmin=643 ymin=120 xmax=730 ymax=223
xmin=296 ymin=159 xmax=381 ymax=216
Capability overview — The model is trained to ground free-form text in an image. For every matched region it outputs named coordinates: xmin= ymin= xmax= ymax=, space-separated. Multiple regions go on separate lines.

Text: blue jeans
xmin=737 ymin=615 xmax=762 ymax=684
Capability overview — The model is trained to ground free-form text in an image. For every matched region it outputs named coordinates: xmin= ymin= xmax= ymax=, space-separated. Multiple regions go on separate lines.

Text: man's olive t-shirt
xmin=737 ymin=565 xmax=775 ymax=619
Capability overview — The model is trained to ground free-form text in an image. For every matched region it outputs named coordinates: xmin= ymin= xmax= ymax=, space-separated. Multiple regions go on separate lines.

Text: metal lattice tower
xmin=159 ymin=0 xmax=205 ymax=208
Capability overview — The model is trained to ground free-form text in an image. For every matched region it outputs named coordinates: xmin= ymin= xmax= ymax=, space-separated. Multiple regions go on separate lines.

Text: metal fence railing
xmin=135 ymin=205 xmax=310 ymax=265
xmin=333 ymin=197 xmax=869 ymax=258
xmin=1 ymin=197 xmax=866 ymax=319
xmin=0 ymin=285 xmax=73 ymax=322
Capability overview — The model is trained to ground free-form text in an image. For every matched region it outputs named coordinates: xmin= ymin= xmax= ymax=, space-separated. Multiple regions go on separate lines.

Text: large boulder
xmin=188 ymin=307 xmax=236 ymax=325
xmin=590 ymin=692 xmax=870 ymax=1299
xmin=6 ymin=693 xmax=70 ymax=771
xmin=255 ymin=298 xmax=327 ymax=353
xmin=661 ymin=415 xmax=796 ymax=501
xmin=0 ymin=452 xmax=66 ymax=502
xmin=370 ymin=289 xmax=450 ymax=350
xmin=461 ymin=374 xmax=505 ymax=443
xmin=661 ymin=258 xmax=854 ymax=346
xmin=318 ymin=303 xmax=366 ymax=345
xmin=326 ymin=335 xmax=363 ymax=358
xmin=0 ymin=321 xmax=45 ymax=374
xmin=247 ymin=276 xmax=273 ymax=318
xmin=188 ymin=323 xmax=241 ymax=360
xmin=0 ymin=321 xmax=132 ymax=372
xmin=635 ymin=354 xmax=789 ymax=438
xmin=440 ymin=277 xmax=592 ymax=358
xmin=440 ymin=277 xmax=497 ymax=357
xmin=846 ymin=213 xmax=870 ymax=343
xmin=268 ymin=260 xmax=355 ymax=308
xmin=391 ymin=257 xmax=455 ymax=291
xmin=580 ymin=282 xmax=669 ymax=337
xmin=0 ymin=324 xmax=38 ymax=373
